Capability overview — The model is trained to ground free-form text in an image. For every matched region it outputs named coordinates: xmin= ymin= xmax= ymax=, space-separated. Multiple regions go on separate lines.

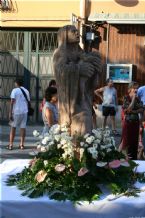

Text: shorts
xmin=10 ymin=113 xmax=28 ymax=128
xmin=102 ymin=106 xmax=116 ymax=117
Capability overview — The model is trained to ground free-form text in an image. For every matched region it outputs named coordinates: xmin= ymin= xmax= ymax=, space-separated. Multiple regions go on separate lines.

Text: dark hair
xmin=106 ymin=78 xmax=113 ymax=84
xmin=49 ymin=79 xmax=56 ymax=87
xmin=45 ymin=87 xmax=57 ymax=102
xmin=15 ymin=78 xmax=23 ymax=86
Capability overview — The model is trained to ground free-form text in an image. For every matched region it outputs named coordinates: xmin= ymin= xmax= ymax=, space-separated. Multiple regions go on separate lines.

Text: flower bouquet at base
xmin=6 ymin=124 xmax=145 ymax=203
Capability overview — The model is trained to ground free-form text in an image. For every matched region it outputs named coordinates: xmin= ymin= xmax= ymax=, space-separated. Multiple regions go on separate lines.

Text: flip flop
xmin=19 ymin=145 xmax=24 ymax=150
xmin=7 ymin=145 xmax=13 ymax=150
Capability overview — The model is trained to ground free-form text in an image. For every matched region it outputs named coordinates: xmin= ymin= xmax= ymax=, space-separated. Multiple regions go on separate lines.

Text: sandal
xmin=7 ymin=145 xmax=13 ymax=150
xmin=19 ymin=145 xmax=24 ymax=150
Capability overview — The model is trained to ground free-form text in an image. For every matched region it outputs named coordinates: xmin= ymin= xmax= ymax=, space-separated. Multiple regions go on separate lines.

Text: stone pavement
xmin=0 ymin=124 xmax=44 ymax=163
xmin=0 ymin=125 xmax=122 ymax=163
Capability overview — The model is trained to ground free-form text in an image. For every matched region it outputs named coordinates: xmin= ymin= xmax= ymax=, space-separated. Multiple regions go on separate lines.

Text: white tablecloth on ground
xmin=0 ymin=159 xmax=145 ymax=218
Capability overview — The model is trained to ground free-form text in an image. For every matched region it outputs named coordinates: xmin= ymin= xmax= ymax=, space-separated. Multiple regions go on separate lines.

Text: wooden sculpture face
xmin=57 ymin=25 xmax=80 ymax=46
xmin=67 ymin=26 xmax=80 ymax=44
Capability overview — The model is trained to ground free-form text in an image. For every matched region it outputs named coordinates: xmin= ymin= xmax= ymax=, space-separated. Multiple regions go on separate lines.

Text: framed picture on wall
xmin=107 ymin=64 xmax=133 ymax=83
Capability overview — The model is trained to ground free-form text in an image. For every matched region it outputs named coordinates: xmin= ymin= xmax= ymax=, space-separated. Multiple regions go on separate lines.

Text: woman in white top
xmin=42 ymin=87 xmax=58 ymax=136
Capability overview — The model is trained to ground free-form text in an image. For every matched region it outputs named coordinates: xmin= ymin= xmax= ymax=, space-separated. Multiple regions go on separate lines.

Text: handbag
xmin=20 ymin=88 xmax=34 ymax=116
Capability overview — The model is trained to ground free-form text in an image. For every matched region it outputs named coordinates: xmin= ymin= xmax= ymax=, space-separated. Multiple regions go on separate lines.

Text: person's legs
xmin=9 ymin=127 xmax=16 ymax=149
xmin=8 ymin=114 xmax=18 ymax=149
xmin=110 ymin=107 xmax=119 ymax=135
xmin=20 ymin=128 xmax=26 ymax=149
xmin=19 ymin=113 xmax=28 ymax=149
xmin=103 ymin=116 xmax=108 ymax=129
xmin=102 ymin=106 xmax=109 ymax=129
xmin=111 ymin=116 xmax=116 ymax=131
xmin=127 ymin=121 xmax=140 ymax=160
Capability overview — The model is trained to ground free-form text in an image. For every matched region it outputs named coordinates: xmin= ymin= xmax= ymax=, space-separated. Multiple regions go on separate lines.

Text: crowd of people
xmin=7 ymin=78 xmax=145 ymax=160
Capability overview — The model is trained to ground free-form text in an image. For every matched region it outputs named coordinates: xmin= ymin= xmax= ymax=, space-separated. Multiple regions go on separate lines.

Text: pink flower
xmin=78 ymin=167 xmax=89 ymax=177
xmin=55 ymin=164 xmax=66 ymax=173
xmin=35 ymin=170 xmax=47 ymax=183
xmin=109 ymin=160 xmax=121 ymax=168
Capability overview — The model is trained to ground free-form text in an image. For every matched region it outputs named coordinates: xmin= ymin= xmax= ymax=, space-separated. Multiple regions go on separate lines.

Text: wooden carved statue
xmin=53 ymin=25 xmax=102 ymax=136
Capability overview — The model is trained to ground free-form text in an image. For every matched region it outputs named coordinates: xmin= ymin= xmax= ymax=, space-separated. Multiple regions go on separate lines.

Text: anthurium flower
xmin=109 ymin=160 xmax=121 ymax=168
xmin=55 ymin=164 xmax=66 ymax=173
xmin=96 ymin=162 xmax=107 ymax=167
xmin=29 ymin=157 xmax=37 ymax=168
xmin=120 ymin=159 xmax=130 ymax=167
xmin=35 ymin=170 xmax=47 ymax=183
xmin=78 ymin=167 xmax=89 ymax=176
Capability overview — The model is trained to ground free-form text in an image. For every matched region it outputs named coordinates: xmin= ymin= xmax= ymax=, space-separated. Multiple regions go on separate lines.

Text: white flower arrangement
xmin=33 ymin=124 xmax=74 ymax=160
xmin=33 ymin=125 xmax=116 ymax=164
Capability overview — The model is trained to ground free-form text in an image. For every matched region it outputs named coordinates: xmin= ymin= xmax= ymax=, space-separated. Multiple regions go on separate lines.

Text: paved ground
xmin=0 ymin=125 xmax=43 ymax=163
xmin=0 ymin=125 xmax=122 ymax=163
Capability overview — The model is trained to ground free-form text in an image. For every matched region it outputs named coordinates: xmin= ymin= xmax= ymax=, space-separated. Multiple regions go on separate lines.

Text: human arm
xmin=9 ymin=89 xmax=16 ymax=120
xmin=130 ymin=108 xmax=144 ymax=114
xmin=45 ymin=108 xmax=54 ymax=127
xmin=129 ymin=97 xmax=144 ymax=114
xmin=123 ymin=95 xmax=136 ymax=114
xmin=9 ymin=99 xmax=15 ymax=121
xmin=94 ymin=87 xmax=104 ymax=101
xmin=123 ymin=94 xmax=143 ymax=114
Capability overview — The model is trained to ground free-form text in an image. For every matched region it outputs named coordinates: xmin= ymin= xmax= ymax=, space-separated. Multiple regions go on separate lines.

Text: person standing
xmin=39 ymin=79 xmax=57 ymax=112
xmin=119 ymin=82 xmax=143 ymax=160
xmin=42 ymin=87 xmax=58 ymax=136
xmin=137 ymin=85 xmax=145 ymax=153
xmin=8 ymin=78 xmax=30 ymax=150
xmin=94 ymin=78 xmax=118 ymax=135
xmin=137 ymin=85 xmax=145 ymax=112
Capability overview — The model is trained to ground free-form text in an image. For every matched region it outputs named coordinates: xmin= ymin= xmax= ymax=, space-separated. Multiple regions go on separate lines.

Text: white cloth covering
xmin=0 ymin=159 xmax=145 ymax=218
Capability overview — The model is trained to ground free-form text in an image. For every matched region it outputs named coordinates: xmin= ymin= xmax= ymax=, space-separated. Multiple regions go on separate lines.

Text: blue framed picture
xmin=107 ymin=64 xmax=132 ymax=83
